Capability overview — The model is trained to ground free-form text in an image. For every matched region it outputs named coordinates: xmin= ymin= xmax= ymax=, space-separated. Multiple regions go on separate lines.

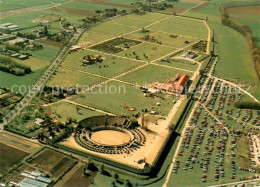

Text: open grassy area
xmin=61 ymin=1 xmax=130 ymax=11
xmin=184 ymin=1 xmax=259 ymax=85
xmin=78 ymin=31 xmax=115 ymax=45
xmin=107 ymin=15 xmax=154 ymax=28
xmin=62 ymin=49 xmax=144 ymax=78
xmin=147 ymin=16 xmax=208 ymax=39
xmin=117 ymin=42 xmax=174 ymax=61
xmin=28 ymin=42 xmax=61 ymax=61
xmin=51 ymin=102 xmax=104 ymax=123
xmin=125 ymin=29 xmax=199 ymax=49
xmin=129 ymin=12 xmax=169 ymax=21
xmin=0 ymin=0 xmax=67 ymax=12
xmin=89 ymin=21 xmax=138 ymax=37
xmin=0 ymin=57 xmax=50 ymax=93
xmin=154 ymin=59 xmax=199 ymax=71
xmin=119 ymin=64 xmax=193 ymax=85
xmin=0 ymin=7 xmax=83 ymax=28
xmin=47 ymin=67 xmax=105 ymax=88
xmin=71 ymin=81 xmax=175 ymax=116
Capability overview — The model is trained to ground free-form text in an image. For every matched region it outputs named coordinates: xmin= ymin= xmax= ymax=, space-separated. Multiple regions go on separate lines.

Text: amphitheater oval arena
xmin=75 ymin=116 xmax=146 ymax=154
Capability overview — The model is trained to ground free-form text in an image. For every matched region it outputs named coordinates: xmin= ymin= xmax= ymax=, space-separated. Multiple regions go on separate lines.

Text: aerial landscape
xmin=0 ymin=0 xmax=259 ymax=186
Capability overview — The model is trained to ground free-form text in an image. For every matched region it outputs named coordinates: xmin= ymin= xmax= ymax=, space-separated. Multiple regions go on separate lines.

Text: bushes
xmin=0 ymin=55 xmax=31 ymax=76
xmin=234 ymin=101 xmax=260 ymax=110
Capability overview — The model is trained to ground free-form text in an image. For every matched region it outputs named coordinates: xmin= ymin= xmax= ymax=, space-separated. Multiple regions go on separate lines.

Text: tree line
xmin=0 ymin=55 xmax=31 ymax=76
xmin=219 ymin=1 xmax=260 ymax=81
xmin=234 ymin=100 xmax=260 ymax=110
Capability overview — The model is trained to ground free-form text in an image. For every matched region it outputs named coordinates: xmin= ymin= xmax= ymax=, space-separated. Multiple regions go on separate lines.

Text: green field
xmin=0 ymin=0 xmax=67 ymax=12
xmin=61 ymin=1 xmax=130 ymax=11
xmin=117 ymin=42 xmax=174 ymax=61
xmin=47 ymin=67 xmax=105 ymax=88
xmin=0 ymin=7 xmax=83 ymax=28
xmin=0 ymin=57 xmax=50 ymax=93
xmin=234 ymin=19 xmax=260 ymax=46
xmin=119 ymin=64 xmax=193 ymax=85
xmin=29 ymin=42 xmax=61 ymax=61
xmin=126 ymin=30 xmax=199 ymax=49
xmin=78 ymin=31 xmax=115 ymax=45
xmin=89 ymin=21 xmax=137 ymax=37
xmin=184 ymin=1 xmax=259 ymax=85
xmin=154 ymin=58 xmax=199 ymax=71
xmin=62 ymin=49 xmax=144 ymax=78
xmin=51 ymin=102 xmax=103 ymax=123
xmin=71 ymin=81 xmax=175 ymax=116
xmin=147 ymin=16 xmax=208 ymax=39
xmin=107 ymin=15 xmax=154 ymax=28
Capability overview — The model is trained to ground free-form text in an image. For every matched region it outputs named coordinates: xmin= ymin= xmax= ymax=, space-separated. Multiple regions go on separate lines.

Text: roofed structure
xmin=150 ymin=74 xmax=190 ymax=94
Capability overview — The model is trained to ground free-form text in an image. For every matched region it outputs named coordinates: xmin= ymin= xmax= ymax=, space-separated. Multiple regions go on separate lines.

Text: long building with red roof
xmin=150 ymin=74 xmax=190 ymax=94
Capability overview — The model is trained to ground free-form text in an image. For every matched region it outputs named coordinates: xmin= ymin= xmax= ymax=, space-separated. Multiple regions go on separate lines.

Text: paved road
xmin=0 ymin=29 xmax=84 ymax=131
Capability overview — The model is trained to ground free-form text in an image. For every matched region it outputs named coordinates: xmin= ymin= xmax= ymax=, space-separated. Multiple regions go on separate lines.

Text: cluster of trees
xmin=219 ymin=2 xmax=260 ymax=80
xmin=234 ymin=101 xmax=260 ymax=110
xmin=136 ymin=2 xmax=174 ymax=11
xmin=82 ymin=9 xmax=127 ymax=28
xmin=0 ymin=55 xmax=31 ymax=76
xmin=5 ymin=43 xmax=21 ymax=52
xmin=17 ymin=32 xmax=37 ymax=40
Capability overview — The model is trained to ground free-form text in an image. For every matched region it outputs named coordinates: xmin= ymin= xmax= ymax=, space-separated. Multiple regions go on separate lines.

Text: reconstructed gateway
xmin=75 ymin=116 xmax=146 ymax=154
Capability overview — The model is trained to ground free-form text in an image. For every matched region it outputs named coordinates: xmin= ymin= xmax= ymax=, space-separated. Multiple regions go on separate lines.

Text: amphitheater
xmin=74 ymin=116 xmax=146 ymax=154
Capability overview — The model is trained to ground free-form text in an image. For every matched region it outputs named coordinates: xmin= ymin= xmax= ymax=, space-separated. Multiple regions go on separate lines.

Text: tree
xmin=125 ymin=180 xmax=132 ymax=187
xmin=100 ymin=164 xmax=104 ymax=173
xmin=44 ymin=26 xmax=48 ymax=36
xmin=114 ymin=173 xmax=119 ymax=180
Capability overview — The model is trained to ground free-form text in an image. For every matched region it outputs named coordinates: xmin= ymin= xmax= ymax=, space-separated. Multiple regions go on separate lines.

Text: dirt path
xmin=62 ymin=66 xmax=138 ymax=87
xmin=203 ymin=20 xmax=211 ymax=55
xmin=64 ymin=100 xmax=117 ymax=116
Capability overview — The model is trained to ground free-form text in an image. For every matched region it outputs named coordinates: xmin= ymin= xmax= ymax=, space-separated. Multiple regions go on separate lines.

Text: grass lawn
xmin=78 ymin=31 xmax=115 ymax=45
xmin=209 ymin=21 xmax=258 ymax=83
xmin=62 ymin=49 xmax=144 ymax=78
xmin=61 ymin=1 xmax=129 ymax=11
xmin=0 ymin=0 xmax=67 ymax=12
xmin=155 ymin=59 xmax=199 ymax=71
xmin=89 ymin=21 xmax=137 ymax=37
xmin=126 ymin=29 xmax=198 ymax=49
xmin=29 ymin=42 xmax=61 ymax=61
xmin=51 ymin=102 xmax=104 ymax=123
xmin=0 ymin=8 xmax=83 ymax=28
xmin=128 ymin=12 xmax=169 ymax=21
xmin=107 ymin=16 xmax=154 ymax=28
xmin=184 ymin=1 xmax=259 ymax=85
xmin=47 ymin=67 xmax=105 ymax=88
xmin=147 ymin=16 xmax=208 ymax=39
xmin=234 ymin=19 xmax=260 ymax=46
xmin=117 ymin=42 xmax=174 ymax=61
xmin=119 ymin=64 xmax=193 ymax=85
xmin=71 ymin=81 xmax=175 ymax=116
xmin=0 ymin=57 xmax=50 ymax=93
xmin=108 ymin=0 xmax=137 ymax=5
